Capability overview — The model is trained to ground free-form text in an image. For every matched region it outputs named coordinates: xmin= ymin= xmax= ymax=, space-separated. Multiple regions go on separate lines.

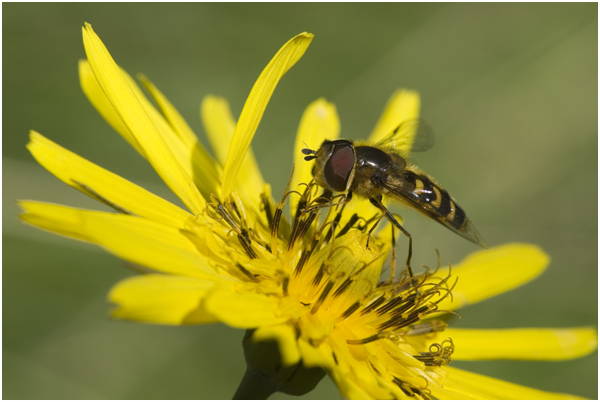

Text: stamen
xmin=331 ymin=277 xmax=353 ymax=298
xmin=375 ymin=293 xmax=416 ymax=316
xmin=401 ymin=320 xmax=447 ymax=336
xmin=260 ymin=192 xmax=274 ymax=230
xmin=211 ymin=195 xmax=258 ymax=259
xmin=311 ymin=264 xmax=325 ymax=286
xmin=340 ymin=301 xmax=361 ymax=319
xmin=288 ymin=184 xmax=313 ymax=249
xmin=323 ymin=210 xmax=342 ymax=244
xmin=413 ymin=339 xmax=454 ymax=366
xmin=205 ymin=203 xmax=223 ymax=221
xmin=293 ymin=247 xmax=313 ymax=277
xmin=288 ymin=185 xmax=342 ymax=250
xmin=236 ymin=263 xmax=259 ymax=282
xmin=393 ymin=377 xmax=431 ymax=400
xmin=346 ymin=334 xmax=381 ymax=345
xmin=292 ymin=211 xmax=318 ymax=249
xmin=230 ymin=201 xmax=241 ymax=220
xmin=377 ymin=305 xmax=429 ymax=331
xmin=433 ymin=271 xmax=458 ymax=306
xmin=211 ymin=196 xmax=237 ymax=228
xmin=271 ymin=165 xmax=297 ymax=256
xmin=310 ymin=280 xmax=334 ymax=314
xmin=360 ymin=295 xmax=387 ymax=316
xmin=323 ymin=201 xmax=350 ymax=242
xmin=253 ymin=236 xmax=271 ymax=253
xmin=292 ymin=182 xmax=314 ymax=224
xmin=237 ymin=235 xmax=259 ymax=259
xmin=347 ymin=331 xmax=400 ymax=345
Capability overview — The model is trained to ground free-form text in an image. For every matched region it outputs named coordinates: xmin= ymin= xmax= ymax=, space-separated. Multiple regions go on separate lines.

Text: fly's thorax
xmin=354 ymin=145 xmax=404 ymax=171
xmin=347 ymin=145 xmax=407 ymax=197
xmin=312 ymin=139 xmax=356 ymax=192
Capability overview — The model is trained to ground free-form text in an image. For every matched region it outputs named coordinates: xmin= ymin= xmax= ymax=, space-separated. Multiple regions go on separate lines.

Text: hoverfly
xmin=301 ymin=120 xmax=487 ymax=248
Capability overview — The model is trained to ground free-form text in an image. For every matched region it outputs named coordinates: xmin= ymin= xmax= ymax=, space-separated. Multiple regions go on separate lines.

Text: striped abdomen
xmin=399 ymin=170 xmax=466 ymax=231
xmin=382 ymin=168 xmax=486 ymax=247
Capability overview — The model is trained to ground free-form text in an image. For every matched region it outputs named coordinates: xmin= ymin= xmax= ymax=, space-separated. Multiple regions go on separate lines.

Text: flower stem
xmin=233 ymin=368 xmax=276 ymax=400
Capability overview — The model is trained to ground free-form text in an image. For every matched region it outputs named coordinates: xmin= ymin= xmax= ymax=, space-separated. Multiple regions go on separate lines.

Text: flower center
xmin=206 ymin=181 xmax=457 ymax=396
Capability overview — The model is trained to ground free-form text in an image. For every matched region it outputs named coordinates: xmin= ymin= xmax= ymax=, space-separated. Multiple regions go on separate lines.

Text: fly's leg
xmin=369 ymin=196 xmax=416 ymax=284
xmin=389 ymin=225 xmax=396 ymax=282
xmin=405 ymin=236 xmax=416 ymax=288
xmin=368 ymin=196 xmax=410 ymax=237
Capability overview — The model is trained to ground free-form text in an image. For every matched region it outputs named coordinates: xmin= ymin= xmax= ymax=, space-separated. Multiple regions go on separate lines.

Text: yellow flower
xmin=20 ymin=24 xmax=596 ymax=399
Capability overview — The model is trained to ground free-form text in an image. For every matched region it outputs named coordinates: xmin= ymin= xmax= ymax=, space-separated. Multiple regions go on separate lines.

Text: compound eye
xmin=324 ymin=142 xmax=355 ymax=191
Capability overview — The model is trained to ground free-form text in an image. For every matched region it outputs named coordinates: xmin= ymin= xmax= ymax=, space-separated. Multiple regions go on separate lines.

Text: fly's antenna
xmin=301 ymin=145 xmax=317 ymax=161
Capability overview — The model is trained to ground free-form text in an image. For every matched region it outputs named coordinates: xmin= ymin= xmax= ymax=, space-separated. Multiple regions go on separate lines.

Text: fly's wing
xmin=380 ymin=170 xmax=487 ymax=248
xmin=376 ymin=119 xmax=435 ymax=154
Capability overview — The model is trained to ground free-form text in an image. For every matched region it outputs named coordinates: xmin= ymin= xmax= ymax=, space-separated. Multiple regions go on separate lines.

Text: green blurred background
xmin=3 ymin=3 xmax=597 ymax=399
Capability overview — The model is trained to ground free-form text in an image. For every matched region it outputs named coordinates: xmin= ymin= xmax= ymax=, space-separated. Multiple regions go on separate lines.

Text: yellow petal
xmin=200 ymin=95 xmax=264 ymax=206
xmin=20 ymin=201 xmax=91 ymax=242
xmin=297 ymin=337 xmax=334 ymax=369
xmin=20 ymin=201 xmax=216 ymax=279
xmin=82 ymin=23 xmax=205 ymax=215
xmin=432 ymin=366 xmax=586 ymax=399
xmin=109 ymin=274 xmax=218 ymax=325
xmin=221 ymin=32 xmax=313 ymax=200
xmin=290 ymin=98 xmax=340 ymax=214
xmin=440 ymin=327 xmax=598 ymax=361
xmin=204 ymin=284 xmax=287 ymax=328
xmin=27 ymin=131 xmax=193 ymax=228
xmin=138 ymin=75 xmax=199 ymax=148
xmin=119 ymin=70 xmax=218 ymax=201
xmin=437 ymin=243 xmax=549 ymax=311
xmin=251 ymin=324 xmax=301 ymax=366
xmin=120 ymin=65 xmax=218 ymax=201
xmin=140 ymin=76 xmax=223 ymax=200
xmin=79 ymin=60 xmax=142 ymax=154
xmin=201 ymin=95 xmax=240 ymax=165
xmin=368 ymin=89 xmax=421 ymax=145
xmin=81 ymin=59 xmax=202 ymax=192
xmin=298 ymin=338 xmax=373 ymax=399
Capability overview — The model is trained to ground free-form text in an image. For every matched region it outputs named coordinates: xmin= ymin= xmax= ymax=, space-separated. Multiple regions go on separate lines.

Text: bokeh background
xmin=3 ymin=3 xmax=597 ymax=399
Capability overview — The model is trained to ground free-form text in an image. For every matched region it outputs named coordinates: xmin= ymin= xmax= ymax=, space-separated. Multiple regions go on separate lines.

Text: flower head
xmin=21 ymin=24 xmax=596 ymax=399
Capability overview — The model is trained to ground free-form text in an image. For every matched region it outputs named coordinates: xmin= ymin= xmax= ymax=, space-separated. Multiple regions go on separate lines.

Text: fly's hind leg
xmin=369 ymin=196 xmax=416 ymax=283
